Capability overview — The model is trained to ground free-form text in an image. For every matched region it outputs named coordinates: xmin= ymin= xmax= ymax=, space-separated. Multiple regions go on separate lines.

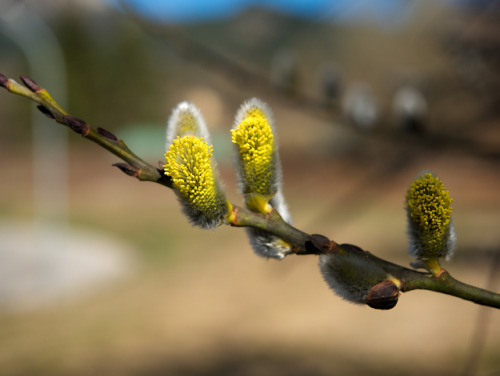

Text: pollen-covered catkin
xmin=405 ymin=172 xmax=456 ymax=261
xmin=231 ymin=98 xmax=281 ymax=200
xmin=164 ymin=136 xmax=229 ymax=229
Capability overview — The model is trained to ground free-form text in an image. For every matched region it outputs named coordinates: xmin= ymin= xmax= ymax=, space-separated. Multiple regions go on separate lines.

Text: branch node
xmin=435 ymin=268 xmax=446 ymax=278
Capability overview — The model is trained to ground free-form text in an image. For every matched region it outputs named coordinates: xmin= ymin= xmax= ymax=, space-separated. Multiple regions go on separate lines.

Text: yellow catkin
xmin=164 ymin=136 xmax=223 ymax=223
xmin=231 ymin=108 xmax=275 ymax=195
xmin=405 ymin=172 xmax=453 ymax=256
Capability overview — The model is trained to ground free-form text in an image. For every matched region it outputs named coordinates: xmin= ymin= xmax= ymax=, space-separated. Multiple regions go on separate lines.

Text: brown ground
xmin=0 ymin=107 xmax=499 ymax=376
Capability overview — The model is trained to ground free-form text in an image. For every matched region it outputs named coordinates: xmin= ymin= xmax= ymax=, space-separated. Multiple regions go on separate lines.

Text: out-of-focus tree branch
xmin=116 ymin=3 xmax=500 ymax=163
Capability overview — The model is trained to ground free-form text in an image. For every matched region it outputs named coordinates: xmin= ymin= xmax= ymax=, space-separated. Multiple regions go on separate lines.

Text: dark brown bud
xmin=63 ymin=115 xmax=90 ymax=136
xmin=37 ymin=105 xmax=55 ymax=119
xmin=113 ymin=163 xmax=138 ymax=177
xmin=20 ymin=75 xmax=42 ymax=93
xmin=97 ymin=127 xmax=118 ymax=141
xmin=0 ymin=73 xmax=8 ymax=89
xmin=365 ymin=280 xmax=400 ymax=310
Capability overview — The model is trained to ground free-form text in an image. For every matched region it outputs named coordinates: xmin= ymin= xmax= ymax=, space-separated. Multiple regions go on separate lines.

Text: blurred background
xmin=0 ymin=0 xmax=499 ymax=375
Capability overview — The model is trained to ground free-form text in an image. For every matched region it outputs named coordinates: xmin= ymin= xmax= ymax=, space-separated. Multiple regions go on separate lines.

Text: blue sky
xmin=108 ymin=0 xmax=418 ymax=24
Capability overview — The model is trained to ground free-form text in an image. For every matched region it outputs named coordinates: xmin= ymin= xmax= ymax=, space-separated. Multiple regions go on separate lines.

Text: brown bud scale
xmin=365 ymin=280 xmax=400 ymax=310
xmin=63 ymin=115 xmax=90 ymax=136
xmin=113 ymin=163 xmax=138 ymax=177
xmin=37 ymin=105 xmax=55 ymax=119
xmin=97 ymin=127 xmax=118 ymax=141
xmin=20 ymin=75 xmax=42 ymax=93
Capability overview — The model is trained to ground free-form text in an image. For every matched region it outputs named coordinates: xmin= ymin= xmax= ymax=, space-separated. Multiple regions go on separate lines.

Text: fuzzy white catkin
xmin=319 ymin=245 xmax=390 ymax=304
xmin=245 ymin=189 xmax=293 ymax=259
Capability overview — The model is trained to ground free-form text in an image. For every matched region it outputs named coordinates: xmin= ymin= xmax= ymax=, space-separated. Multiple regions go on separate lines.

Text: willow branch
xmin=1 ymin=73 xmax=499 ymax=309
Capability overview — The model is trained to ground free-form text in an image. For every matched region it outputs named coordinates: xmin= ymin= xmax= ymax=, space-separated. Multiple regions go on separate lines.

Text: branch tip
xmin=63 ymin=115 xmax=90 ymax=136
xmin=97 ymin=127 xmax=118 ymax=141
xmin=20 ymin=75 xmax=42 ymax=93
